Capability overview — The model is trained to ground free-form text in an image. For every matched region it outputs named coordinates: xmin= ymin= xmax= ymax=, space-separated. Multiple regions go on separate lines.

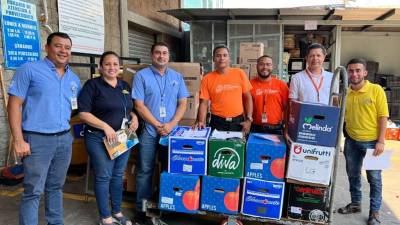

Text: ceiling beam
xmin=361 ymin=8 xmax=396 ymax=31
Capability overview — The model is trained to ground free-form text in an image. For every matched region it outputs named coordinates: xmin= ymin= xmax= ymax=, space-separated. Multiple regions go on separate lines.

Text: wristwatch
xmin=246 ymin=115 xmax=253 ymax=122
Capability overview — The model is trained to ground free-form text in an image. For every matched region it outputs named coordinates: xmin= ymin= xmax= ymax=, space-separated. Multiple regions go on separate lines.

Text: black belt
xmin=23 ymin=129 xmax=70 ymax=136
xmin=211 ymin=114 xmax=243 ymax=123
xmin=253 ymin=123 xmax=283 ymax=130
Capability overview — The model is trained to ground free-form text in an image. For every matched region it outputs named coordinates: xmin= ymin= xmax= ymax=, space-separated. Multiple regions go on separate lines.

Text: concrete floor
xmin=1 ymin=143 xmax=399 ymax=225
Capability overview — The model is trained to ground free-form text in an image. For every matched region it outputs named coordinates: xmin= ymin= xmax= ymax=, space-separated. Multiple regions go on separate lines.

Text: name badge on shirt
xmin=262 ymin=113 xmax=268 ymax=123
xmin=121 ymin=117 xmax=129 ymax=130
xmin=160 ymin=106 xmax=167 ymax=118
xmin=71 ymin=97 xmax=78 ymax=110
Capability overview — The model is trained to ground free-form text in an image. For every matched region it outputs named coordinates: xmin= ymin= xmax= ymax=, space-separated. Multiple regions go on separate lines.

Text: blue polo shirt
xmin=132 ymin=66 xmax=189 ymax=137
xmin=8 ymin=57 xmax=81 ymax=133
xmin=78 ymin=77 xmax=133 ymax=132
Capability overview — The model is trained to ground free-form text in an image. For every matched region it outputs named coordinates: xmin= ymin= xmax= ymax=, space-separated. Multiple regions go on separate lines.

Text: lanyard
xmin=118 ymin=83 xmax=128 ymax=119
xmin=260 ymin=78 xmax=272 ymax=114
xmin=305 ymin=68 xmax=324 ymax=102
xmin=152 ymin=69 xmax=168 ymax=104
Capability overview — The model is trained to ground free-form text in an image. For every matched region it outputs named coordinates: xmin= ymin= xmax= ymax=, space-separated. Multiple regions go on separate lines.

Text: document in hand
xmin=362 ymin=149 xmax=393 ymax=170
xmin=104 ymin=130 xmax=139 ymax=160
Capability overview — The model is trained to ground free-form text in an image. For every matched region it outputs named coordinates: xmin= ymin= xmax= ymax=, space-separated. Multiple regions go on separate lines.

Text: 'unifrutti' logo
xmin=212 ymin=147 xmax=240 ymax=170
xmin=293 ymin=145 xmax=331 ymax=157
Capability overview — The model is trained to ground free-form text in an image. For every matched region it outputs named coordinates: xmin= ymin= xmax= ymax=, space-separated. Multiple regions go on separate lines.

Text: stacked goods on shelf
xmin=286 ymin=100 xmax=340 ymax=223
xmin=241 ymin=133 xmax=287 ymax=220
xmin=159 ymin=126 xmax=211 ymax=213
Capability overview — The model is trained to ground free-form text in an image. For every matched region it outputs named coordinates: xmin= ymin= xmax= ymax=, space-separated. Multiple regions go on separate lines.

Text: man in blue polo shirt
xmin=132 ymin=42 xmax=189 ymax=224
xmin=7 ymin=32 xmax=81 ymax=225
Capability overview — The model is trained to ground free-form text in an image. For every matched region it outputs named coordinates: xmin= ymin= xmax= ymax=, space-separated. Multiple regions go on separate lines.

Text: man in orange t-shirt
xmin=250 ymin=55 xmax=289 ymax=134
xmin=194 ymin=45 xmax=253 ymax=133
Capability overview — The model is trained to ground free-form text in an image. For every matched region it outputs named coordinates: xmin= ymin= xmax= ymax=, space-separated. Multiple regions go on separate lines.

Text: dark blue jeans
xmin=135 ymin=129 xmax=167 ymax=212
xmin=344 ymin=137 xmax=382 ymax=212
xmin=20 ymin=132 xmax=73 ymax=225
xmin=84 ymin=130 xmax=131 ymax=219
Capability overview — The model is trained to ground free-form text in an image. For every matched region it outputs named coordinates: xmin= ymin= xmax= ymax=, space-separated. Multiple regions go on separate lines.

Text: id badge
xmin=160 ymin=106 xmax=167 ymax=118
xmin=121 ymin=118 xmax=129 ymax=130
xmin=71 ymin=97 xmax=78 ymax=110
xmin=262 ymin=112 xmax=268 ymax=123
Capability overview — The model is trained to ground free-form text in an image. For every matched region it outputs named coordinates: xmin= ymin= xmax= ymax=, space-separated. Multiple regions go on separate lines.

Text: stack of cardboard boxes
xmin=159 ymin=126 xmax=211 ymax=213
xmin=232 ymin=42 xmax=264 ymax=80
xmin=285 ymin=100 xmax=340 ymax=224
xmin=241 ymin=133 xmax=286 ymax=220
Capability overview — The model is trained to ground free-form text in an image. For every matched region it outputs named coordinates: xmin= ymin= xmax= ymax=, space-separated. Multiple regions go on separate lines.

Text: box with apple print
xmin=245 ymin=133 xmax=286 ymax=182
xmin=168 ymin=126 xmax=211 ymax=175
xmin=200 ymin=175 xmax=241 ymax=215
xmin=241 ymin=178 xmax=285 ymax=219
xmin=159 ymin=172 xmax=200 ymax=214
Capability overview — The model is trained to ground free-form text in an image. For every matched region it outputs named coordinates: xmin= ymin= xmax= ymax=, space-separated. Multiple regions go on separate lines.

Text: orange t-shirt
xmin=250 ymin=77 xmax=289 ymax=125
xmin=200 ymin=68 xmax=252 ymax=118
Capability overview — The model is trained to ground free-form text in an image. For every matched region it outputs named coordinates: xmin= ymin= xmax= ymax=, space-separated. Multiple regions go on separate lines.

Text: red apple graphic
xmin=270 ymin=156 xmax=285 ymax=179
xmin=224 ymin=186 xmax=240 ymax=211
xmin=194 ymin=180 xmax=200 ymax=193
xmin=182 ymin=190 xmax=199 ymax=210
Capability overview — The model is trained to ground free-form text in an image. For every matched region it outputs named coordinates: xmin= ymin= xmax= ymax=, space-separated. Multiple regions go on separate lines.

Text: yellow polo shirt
xmin=345 ymin=81 xmax=389 ymax=141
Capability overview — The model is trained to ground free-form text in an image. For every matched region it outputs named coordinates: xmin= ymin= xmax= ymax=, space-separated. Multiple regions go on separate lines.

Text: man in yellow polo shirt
xmin=338 ymin=58 xmax=388 ymax=225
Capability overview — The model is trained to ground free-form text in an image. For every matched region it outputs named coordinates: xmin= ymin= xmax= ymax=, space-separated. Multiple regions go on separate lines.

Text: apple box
xmin=200 ymin=175 xmax=241 ymax=215
xmin=286 ymin=142 xmax=335 ymax=186
xmin=288 ymin=100 xmax=340 ymax=147
xmin=208 ymin=131 xmax=245 ymax=178
xmin=159 ymin=172 xmax=200 ymax=214
xmin=245 ymin=133 xmax=286 ymax=182
xmin=241 ymin=178 xmax=285 ymax=220
xmin=168 ymin=126 xmax=211 ymax=175
xmin=287 ymin=183 xmax=330 ymax=224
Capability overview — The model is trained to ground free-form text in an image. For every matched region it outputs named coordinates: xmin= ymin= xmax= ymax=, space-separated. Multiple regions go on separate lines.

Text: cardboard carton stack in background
xmin=235 ymin=42 xmax=264 ymax=80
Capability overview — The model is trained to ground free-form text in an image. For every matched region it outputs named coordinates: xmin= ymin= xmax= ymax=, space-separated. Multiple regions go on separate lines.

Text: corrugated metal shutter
xmin=128 ymin=29 xmax=154 ymax=64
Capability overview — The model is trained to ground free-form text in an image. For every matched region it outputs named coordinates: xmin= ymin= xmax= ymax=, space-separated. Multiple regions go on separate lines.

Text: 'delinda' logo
xmin=293 ymin=145 xmax=302 ymax=154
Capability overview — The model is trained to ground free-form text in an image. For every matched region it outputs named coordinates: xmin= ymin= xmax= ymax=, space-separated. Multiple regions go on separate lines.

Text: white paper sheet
xmin=211 ymin=130 xmax=243 ymax=139
xmin=362 ymin=149 xmax=393 ymax=170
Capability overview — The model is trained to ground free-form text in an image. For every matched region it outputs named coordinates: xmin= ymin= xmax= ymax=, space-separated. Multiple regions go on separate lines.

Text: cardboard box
xmin=183 ymin=93 xmax=199 ymax=120
xmin=287 ymin=183 xmax=330 ymax=224
xmin=208 ymin=131 xmax=245 ymax=178
xmin=232 ymin=64 xmax=250 ymax=77
xmin=121 ymin=64 xmax=149 ymax=86
xmin=249 ymin=64 xmax=258 ymax=80
xmin=241 ymin=178 xmax=285 ymax=220
xmin=126 ymin=162 xmax=136 ymax=192
xmin=288 ymin=100 xmax=340 ymax=147
xmin=286 ymin=142 xmax=335 ymax=186
xmin=245 ymin=133 xmax=286 ymax=182
xmin=239 ymin=42 xmax=264 ymax=64
xmin=169 ymin=62 xmax=202 ymax=95
xmin=200 ymin=175 xmax=241 ymax=215
xmin=168 ymin=126 xmax=211 ymax=175
xmin=70 ymin=116 xmax=88 ymax=165
xmin=159 ymin=172 xmax=200 ymax=214
xmin=179 ymin=119 xmax=196 ymax=126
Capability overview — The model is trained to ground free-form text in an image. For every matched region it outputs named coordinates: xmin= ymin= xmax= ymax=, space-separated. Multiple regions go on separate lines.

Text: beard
xmin=350 ymin=78 xmax=364 ymax=86
xmin=258 ymin=71 xmax=271 ymax=79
